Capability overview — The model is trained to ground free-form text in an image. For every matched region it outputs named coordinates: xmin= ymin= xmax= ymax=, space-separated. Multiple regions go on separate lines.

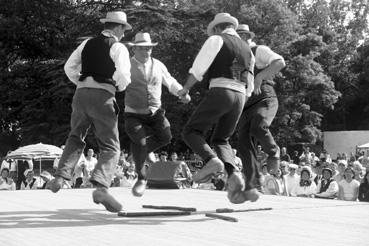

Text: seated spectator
xmin=72 ymin=154 xmax=87 ymax=188
xmin=264 ymin=169 xmax=288 ymax=196
xmin=118 ymin=164 xmax=138 ymax=188
xmin=232 ymin=149 xmax=243 ymax=172
xmin=291 ymin=166 xmax=316 ymax=198
xmin=158 ymin=151 xmax=168 ymax=162
xmin=286 ymin=164 xmax=299 ymax=196
xmin=358 ymin=171 xmax=369 ymax=202
xmin=39 ymin=171 xmax=53 ymax=189
xmin=280 ymin=161 xmax=289 ymax=176
xmin=21 ymin=169 xmax=38 ymax=190
xmin=0 ymin=168 xmax=16 ymax=191
xmin=260 ymin=163 xmax=270 ymax=192
xmin=280 ymin=147 xmax=291 ymax=163
xmin=211 ymin=173 xmax=226 ymax=191
xmin=352 ymin=161 xmax=365 ymax=182
xmin=312 ymin=162 xmax=324 ymax=185
xmin=299 ymin=147 xmax=312 ymax=165
xmin=338 ymin=167 xmax=360 ymax=201
xmin=291 ymin=150 xmax=300 ymax=165
xmin=315 ymin=167 xmax=338 ymax=199
xmin=334 ymin=160 xmax=347 ymax=183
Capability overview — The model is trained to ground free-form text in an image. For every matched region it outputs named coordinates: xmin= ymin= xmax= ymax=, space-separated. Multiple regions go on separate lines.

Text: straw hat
xmin=207 ymin=13 xmax=239 ymax=36
xmin=236 ymin=24 xmax=255 ymax=39
xmin=100 ymin=11 xmax=132 ymax=30
xmin=128 ymin=32 xmax=158 ymax=46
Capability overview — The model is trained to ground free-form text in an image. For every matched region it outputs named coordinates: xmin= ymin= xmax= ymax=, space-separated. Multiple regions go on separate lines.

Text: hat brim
xmin=127 ymin=42 xmax=158 ymax=47
xmin=100 ymin=18 xmax=132 ymax=30
xmin=236 ymin=30 xmax=255 ymax=39
xmin=207 ymin=16 xmax=238 ymax=36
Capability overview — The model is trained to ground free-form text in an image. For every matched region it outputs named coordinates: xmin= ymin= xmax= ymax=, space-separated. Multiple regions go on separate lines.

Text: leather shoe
xmin=48 ymin=176 xmax=64 ymax=193
xmin=92 ymin=187 xmax=122 ymax=212
xmin=228 ymin=188 xmax=261 ymax=204
xmin=132 ymin=179 xmax=147 ymax=197
xmin=192 ymin=157 xmax=224 ymax=183
xmin=226 ymin=171 xmax=245 ymax=203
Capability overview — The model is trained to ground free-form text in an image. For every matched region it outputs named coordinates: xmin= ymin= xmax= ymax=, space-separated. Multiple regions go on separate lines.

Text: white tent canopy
xmin=6 ymin=143 xmax=63 ymax=160
xmin=357 ymin=142 xmax=369 ymax=149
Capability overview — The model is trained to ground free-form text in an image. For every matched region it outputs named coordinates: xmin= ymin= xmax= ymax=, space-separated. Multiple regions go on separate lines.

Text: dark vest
xmin=79 ymin=34 xmax=117 ymax=86
xmin=319 ymin=178 xmax=334 ymax=193
xmin=207 ymin=34 xmax=253 ymax=83
xmin=244 ymin=46 xmax=278 ymax=109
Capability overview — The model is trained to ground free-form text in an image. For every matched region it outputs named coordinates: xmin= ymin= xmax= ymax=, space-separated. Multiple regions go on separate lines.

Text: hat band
xmin=134 ymin=40 xmax=153 ymax=44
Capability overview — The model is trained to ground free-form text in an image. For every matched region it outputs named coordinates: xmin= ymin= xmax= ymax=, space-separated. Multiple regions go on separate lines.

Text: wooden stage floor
xmin=1 ymin=187 xmax=368 ymax=246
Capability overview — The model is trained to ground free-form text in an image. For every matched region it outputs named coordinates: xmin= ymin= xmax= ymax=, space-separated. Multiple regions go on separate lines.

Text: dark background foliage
xmin=1 ymin=0 xmax=368 ymax=156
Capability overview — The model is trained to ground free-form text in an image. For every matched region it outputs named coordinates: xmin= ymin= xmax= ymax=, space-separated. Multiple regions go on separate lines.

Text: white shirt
xmin=292 ymin=181 xmax=317 ymax=197
xmin=64 ymin=30 xmax=131 ymax=94
xmin=286 ymin=174 xmax=300 ymax=195
xmin=339 ymin=179 xmax=360 ymax=201
xmin=125 ymin=56 xmax=183 ymax=114
xmin=253 ymin=45 xmax=284 ymax=70
xmin=189 ymin=28 xmax=255 ymax=95
xmin=84 ymin=156 xmax=98 ymax=174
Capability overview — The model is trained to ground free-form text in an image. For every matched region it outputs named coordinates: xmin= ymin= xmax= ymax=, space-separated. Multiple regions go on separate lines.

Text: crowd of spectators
xmin=1 ymin=145 xmax=368 ymax=203
xmin=259 ymin=146 xmax=369 ymax=202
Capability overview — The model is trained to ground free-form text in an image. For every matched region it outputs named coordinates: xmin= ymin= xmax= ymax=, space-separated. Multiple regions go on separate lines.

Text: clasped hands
xmin=177 ymin=88 xmax=191 ymax=104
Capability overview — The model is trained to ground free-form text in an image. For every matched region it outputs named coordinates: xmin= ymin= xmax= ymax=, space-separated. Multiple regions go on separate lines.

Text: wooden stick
xmin=142 ymin=205 xmax=197 ymax=212
xmin=205 ymin=213 xmax=238 ymax=222
xmin=118 ymin=207 xmax=272 ymax=218
xmin=213 ymin=207 xmax=272 ymax=213
xmin=118 ymin=211 xmax=191 ymax=217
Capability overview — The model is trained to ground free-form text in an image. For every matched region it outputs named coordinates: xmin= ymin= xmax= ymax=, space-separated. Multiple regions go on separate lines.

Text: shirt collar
xmin=133 ymin=56 xmax=152 ymax=66
xmin=101 ymin=30 xmax=119 ymax=42
xmin=221 ymin=28 xmax=240 ymax=38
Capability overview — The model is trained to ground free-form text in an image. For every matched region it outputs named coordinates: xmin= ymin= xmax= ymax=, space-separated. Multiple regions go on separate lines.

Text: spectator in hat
xmin=358 ymin=171 xmax=369 ymax=202
xmin=178 ymin=13 xmax=255 ymax=204
xmin=49 ymin=10 xmax=133 ymax=212
xmin=291 ymin=166 xmax=316 ymax=197
xmin=286 ymin=164 xmax=299 ymax=196
xmin=124 ymin=32 xmax=190 ymax=197
xmin=264 ymin=168 xmax=289 ymax=196
xmin=21 ymin=169 xmax=38 ymax=190
xmin=315 ymin=167 xmax=338 ymax=199
xmin=0 ymin=168 xmax=16 ymax=191
xmin=338 ymin=167 xmax=360 ymax=201
xmin=39 ymin=171 xmax=53 ymax=189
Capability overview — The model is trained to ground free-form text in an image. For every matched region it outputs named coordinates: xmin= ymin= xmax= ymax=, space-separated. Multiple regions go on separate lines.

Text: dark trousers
xmin=238 ymin=97 xmax=280 ymax=190
xmin=182 ymin=87 xmax=246 ymax=168
xmin=55 ymin=88 xmax=121 ymax=188
xmin=124 ymin=108 xmax=172 ymax=179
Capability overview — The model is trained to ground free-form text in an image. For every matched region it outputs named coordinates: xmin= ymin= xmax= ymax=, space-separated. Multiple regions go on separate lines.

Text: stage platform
xmin=1 ymin=187 xmax=368 ymax=246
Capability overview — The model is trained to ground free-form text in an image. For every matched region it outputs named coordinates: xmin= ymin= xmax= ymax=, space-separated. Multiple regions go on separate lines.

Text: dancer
xmin=49 ymin=11 xmax=132 ymax=212
xmin=124 ymin=32 xmax=190 ymax=197
xmin=235 ymin=24 xmax=286 ymax=203
xmin=178 ymin=13 xmax=255 ymax=203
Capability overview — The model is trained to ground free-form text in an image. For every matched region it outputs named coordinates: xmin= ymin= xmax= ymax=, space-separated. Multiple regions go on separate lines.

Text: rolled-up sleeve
xmin=189 ymin=35 xmax=223 ymax=81
xmin=159 ymin=61 xmax=183 ymax=96
xmin=110 ymin=43 xmax=131 ymax=92
xmin=64 ymin=39 xmax=89 ymax=84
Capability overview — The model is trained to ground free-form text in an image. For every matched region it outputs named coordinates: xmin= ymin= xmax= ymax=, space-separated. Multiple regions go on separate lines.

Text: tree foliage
xmin=1 ymin=0 xmax=368 ymax=155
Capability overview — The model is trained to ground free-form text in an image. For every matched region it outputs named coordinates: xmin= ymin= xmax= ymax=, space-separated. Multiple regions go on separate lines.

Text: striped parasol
xmin=6 ymin=143 xmax=63 ymax=160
